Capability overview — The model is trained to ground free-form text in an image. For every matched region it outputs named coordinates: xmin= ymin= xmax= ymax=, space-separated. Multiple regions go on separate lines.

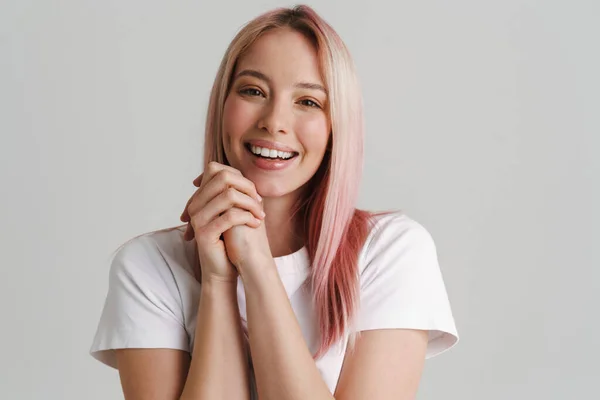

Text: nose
xmin=257 ymin=97 xmax=291 ymax=135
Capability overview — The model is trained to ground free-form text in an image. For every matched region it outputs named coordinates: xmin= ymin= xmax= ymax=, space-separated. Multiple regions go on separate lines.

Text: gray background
xmin=1 ymin=0 xmax=598 ymax=399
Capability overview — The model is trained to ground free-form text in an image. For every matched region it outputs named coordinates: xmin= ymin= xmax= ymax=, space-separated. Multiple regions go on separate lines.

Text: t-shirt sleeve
xmin=89 ymin=237 xmax=190 ymax=369
xmin=355 ymin=214 xmax=459 ymax=359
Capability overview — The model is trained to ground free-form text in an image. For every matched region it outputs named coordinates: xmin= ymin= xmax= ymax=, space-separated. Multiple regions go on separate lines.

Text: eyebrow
xmin=234 ymin=69 xmax=327 ymax=94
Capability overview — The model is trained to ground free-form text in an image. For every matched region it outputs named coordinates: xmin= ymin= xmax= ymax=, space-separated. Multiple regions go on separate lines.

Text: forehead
xmin=235 ymin=28 xmax=323 ymax=84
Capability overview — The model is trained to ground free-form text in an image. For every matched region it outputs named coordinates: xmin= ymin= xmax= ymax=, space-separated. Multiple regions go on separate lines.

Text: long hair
xmin=112 ymin=5 xmax=394 ymax=359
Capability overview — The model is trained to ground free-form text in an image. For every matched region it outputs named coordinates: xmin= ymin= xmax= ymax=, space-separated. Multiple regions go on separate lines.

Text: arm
xmin=115 ymin=278 xmax=251 ymax=400
xmin=241 ymin=261 xmax=333 ymax=400
xmin=115 ymin=349 xmax=190 ymax=400
xmin=180 ymin=277 xmax=251 ymax=400
xmin=333 ymin=329 xmax=428 ymax=399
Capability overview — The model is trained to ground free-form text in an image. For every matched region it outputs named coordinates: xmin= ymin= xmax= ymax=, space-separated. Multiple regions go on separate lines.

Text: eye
xmin=239 ymin=88 xmax=264 ymax=97
xmin=299 ymin=99 xmax=321 ymax=109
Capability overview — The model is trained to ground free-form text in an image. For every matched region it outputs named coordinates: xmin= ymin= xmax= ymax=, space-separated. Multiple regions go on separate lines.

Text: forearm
xmin=242 ymin=264 xmax=334 ymax=400
xmin=180 ymin=277 xmax=250 ymax=400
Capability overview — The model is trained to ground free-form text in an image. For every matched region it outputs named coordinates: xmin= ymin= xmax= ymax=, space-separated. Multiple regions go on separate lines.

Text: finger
xmin=202 ymin=169 xmax=262 ymax=206
xmin=180 ymin=195 xmax=195 ymax=222
xmin=199 ymin=162 xmax=243 ymax=187
xmin=183 ymin=171 xmax=209 ymax=222
xmin=185 ymin=163 xmax=257 ymax=218
xmin=192 ymin=172 xmax=203 ymax=187
xmin=191 ymin=187 xmax=265 ymax=230
xmin=196 ymin=207 xmax=261 ymax=243
xmin=183 ymin=222 xmax=194 ymax=241
xmin=184 ymin=164 xmax=260 ymax=230
xmin=191 ymin=168 xmax=239 ymax=187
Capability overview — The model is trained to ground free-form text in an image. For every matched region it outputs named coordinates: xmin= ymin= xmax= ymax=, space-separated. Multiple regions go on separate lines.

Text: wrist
xmin=239 ymin=256 xmax=278 ymax=288
xmin=201 ymin=273 xmax=239 ymax=288
xmin=199 ymin=277 xmax=239 ymax=308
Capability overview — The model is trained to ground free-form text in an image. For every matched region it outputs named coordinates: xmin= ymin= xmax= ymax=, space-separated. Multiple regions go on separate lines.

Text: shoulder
xmin=108 ymin=226 xmax=194 ymax=286
xmin=352 ymin=211 xmax=459 ymax=355
xmin=90 ymin=226 xmax=194 ymax=368
xmin=359 ymin=210 xmax=437 ymax=275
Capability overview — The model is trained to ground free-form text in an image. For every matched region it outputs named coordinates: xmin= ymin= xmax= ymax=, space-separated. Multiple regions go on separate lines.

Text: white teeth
xmin=250 ymin=145 xmax=294 ymax=159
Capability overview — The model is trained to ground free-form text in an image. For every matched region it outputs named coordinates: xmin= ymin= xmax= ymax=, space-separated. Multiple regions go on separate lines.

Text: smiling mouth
xmin=244 ymin=143 xmax=299 ymax=161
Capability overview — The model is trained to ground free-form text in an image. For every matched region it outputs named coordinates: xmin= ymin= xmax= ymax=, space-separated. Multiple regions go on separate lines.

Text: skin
xmin=115 ymin=27 xmax=429 ymax=400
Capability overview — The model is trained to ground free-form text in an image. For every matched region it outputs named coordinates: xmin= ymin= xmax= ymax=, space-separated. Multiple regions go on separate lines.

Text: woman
xmin=90 ymin=5 xmax=458 ymax=399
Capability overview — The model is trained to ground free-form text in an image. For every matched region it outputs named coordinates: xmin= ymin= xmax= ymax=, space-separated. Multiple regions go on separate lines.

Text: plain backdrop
xmin=1 ymin=0 xmax=598 ymax=399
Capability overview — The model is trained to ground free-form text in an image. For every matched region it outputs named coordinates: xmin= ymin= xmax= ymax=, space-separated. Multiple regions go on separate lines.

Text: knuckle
xmin=186 ymin=194 xmax=196 ymax=207
xmin=189 ymin=210 xmax=206 ymax=228
xmin=185 ymin=205 xmax=195 ymax=219
xmin=226 ymin=187 xmax=237 ymax=200
xmin=207 ymin=161 xmax=219 ymax=173
xmin=191 ymin=214 xmax=203 ymax=226
xmin=216 ymin=170 xmax=230 ymax=185
xmin=223 ymin=210 xmax=237 ymax=223
xmin=222 ymin=169 xmax=235 ymax=182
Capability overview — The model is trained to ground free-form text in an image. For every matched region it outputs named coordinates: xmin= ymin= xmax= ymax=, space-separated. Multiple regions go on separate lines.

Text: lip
xmin=245 ymin=144 xmax=298 ymax=171
xmin=245 ymin=139 xmax=299 ymax=154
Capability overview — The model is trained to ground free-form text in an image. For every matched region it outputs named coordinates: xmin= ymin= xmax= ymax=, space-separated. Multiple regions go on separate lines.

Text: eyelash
xmin=239 ymin=88 xmax=321 ymax=109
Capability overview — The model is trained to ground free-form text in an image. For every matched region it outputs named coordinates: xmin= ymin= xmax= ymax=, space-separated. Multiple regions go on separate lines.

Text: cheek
xmin=223 ymin=96 xmax=256 ymax=140
xmin=296 ymin=115 xmax=330 ymax=155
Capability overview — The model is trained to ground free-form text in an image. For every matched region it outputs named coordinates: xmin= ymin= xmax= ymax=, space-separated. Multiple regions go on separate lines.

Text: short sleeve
xmin=89 ymin=237 xmax=190 ymax=368
xmin=355 ymin=214 xmax=459 ymax=358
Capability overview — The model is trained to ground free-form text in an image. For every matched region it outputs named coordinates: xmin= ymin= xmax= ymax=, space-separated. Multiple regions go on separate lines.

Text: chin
xmin=253 ymin=180 xmax=296 ymax=198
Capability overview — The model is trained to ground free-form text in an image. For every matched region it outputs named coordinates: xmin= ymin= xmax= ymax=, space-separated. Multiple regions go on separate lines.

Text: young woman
xmin=90 ymin=5 xmax=458 ymax=399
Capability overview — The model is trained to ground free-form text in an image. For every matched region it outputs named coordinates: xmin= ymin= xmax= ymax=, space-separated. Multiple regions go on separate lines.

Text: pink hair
xmin=114 ymin=5 xmax=394 ymax=359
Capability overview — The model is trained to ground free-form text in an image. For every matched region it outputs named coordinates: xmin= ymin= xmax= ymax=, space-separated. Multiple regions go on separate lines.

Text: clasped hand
xmin=179 ymin=162 xmax=273 ymax=282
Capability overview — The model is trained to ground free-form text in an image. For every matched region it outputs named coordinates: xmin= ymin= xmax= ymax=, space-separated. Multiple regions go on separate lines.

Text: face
xmin=222 ymin=27 xmax=331 ymax=199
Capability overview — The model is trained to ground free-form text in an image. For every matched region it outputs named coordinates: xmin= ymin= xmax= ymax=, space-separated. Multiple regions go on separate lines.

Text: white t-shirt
xmin=90 ymin=211 xmax=459 ymax=394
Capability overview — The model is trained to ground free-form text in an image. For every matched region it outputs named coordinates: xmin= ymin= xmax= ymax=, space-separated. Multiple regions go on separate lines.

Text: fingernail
xmin=256 ymin=194 xmax=262 ymax=202
xmin=260 ymin=210 xmax=266 ymax=218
